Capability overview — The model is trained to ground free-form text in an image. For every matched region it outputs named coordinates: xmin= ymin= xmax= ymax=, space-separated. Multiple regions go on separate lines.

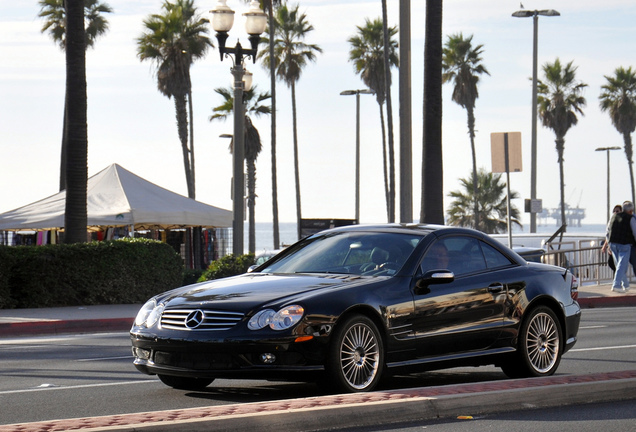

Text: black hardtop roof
xmin=316 ymin=223 xmax=491 ymax=239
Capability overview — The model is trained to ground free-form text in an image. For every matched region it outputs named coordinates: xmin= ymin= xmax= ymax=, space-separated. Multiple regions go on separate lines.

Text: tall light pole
xmin=210 ymin=0 xmax=267 ymax=255
xmin=340 ymin=89 xmax=373 ymax=223
xmin=596 ymin=146 xmax=621 ymax=221
xmin=512 ymin=8 xmax=559 ymax=233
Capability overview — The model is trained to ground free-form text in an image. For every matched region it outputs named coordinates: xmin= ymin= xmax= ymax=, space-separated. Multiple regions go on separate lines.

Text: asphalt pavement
xmin=1 ymin=283 xmax=635 ymax=432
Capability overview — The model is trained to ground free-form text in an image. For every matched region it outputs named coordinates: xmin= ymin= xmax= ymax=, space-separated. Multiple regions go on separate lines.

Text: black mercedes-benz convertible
xmin=131 ymin=224 xmax=580 ymax=393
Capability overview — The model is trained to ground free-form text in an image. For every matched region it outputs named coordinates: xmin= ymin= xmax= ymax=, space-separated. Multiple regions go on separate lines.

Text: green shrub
xmin=182 ymin=269 xmax=204 ymax=286
xmin=0 ymin=246 xmax=16 ymax=308
xmin=198 ymin=254 xmax=255 ymax=282
xmin=0 ymin=239 xmax=183 ymax=309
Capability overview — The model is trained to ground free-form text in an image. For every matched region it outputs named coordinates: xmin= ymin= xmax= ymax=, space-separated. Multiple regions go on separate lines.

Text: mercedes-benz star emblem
xmin=185 ymin=310 xmax=204 ymax=329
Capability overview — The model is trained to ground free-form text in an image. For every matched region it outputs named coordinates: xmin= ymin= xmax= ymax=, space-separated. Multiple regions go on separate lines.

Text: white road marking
xmin=76 ymin=355 xmax=132 ymax=362
xmin=0 ymin=380 xmax=157 ymax=395
xmin=569 ymin=344 xmax=636 ymax=352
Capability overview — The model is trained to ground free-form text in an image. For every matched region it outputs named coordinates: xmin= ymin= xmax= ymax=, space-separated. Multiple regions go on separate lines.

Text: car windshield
xmin=260 ymin=231 xmax=423 ymax=276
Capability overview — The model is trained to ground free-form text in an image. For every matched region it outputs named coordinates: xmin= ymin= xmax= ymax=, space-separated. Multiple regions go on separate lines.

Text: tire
xmin=501 ymin=306 xmax=563 ymax=378
xmin=158 ymin=374 xmax=214 ymax=390
xmin=326 ymin=315 xmax=384 ymax=393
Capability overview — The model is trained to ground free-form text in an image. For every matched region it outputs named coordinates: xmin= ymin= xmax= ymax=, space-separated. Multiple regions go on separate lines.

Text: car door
xmin=409 ymin=235 xmax=515 ymax=358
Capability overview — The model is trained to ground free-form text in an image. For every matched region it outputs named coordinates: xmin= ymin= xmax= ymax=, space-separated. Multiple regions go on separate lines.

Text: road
xmin=336 ymin=399 xmax=636 ymax=432
xmin=1 ymin=308 xmax=635 ymax=426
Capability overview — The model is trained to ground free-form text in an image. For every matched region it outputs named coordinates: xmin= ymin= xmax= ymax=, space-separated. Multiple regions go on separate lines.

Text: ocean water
xmin=247 ymin=222 xmax=300 ymax=253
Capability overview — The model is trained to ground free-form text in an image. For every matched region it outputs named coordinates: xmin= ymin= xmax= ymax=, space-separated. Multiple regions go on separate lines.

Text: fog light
xmin=133 ymin=347 xmax=151 ymax=360
xmin=260 ymin=353 xmax=276 ymax=364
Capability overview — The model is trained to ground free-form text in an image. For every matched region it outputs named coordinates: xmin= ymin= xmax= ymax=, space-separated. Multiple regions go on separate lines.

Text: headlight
xmin=134 ymin=300 xmax=164 ymax=328
xmin=248 ymin=305 xmax=304 ymax=331
xmin=134 ymin=300 xmax=156 ymax=326
xmin=146 ymin=303 xmax=164 ymax=328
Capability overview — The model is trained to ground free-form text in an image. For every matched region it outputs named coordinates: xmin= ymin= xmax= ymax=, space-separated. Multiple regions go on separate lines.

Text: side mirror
xmin=415 ymin=269 xmax=454 ymax=294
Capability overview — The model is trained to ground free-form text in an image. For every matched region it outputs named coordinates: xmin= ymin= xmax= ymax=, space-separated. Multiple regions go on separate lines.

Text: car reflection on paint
xmin=130 ymin=224 xmax=581 ymax=393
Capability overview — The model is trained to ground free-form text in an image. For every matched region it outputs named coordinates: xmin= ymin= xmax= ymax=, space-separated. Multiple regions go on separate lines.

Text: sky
xmin=2 ymin=0 xmax=636 ymax=244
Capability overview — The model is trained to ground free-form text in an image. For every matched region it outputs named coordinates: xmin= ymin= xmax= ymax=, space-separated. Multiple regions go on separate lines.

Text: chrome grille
xmin=160 ymin=308 xmax=244 ymax=331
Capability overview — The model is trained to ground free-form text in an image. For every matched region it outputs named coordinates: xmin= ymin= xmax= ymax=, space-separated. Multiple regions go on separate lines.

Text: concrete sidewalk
xmin=1 ymin=283 xmax=635 ymax=337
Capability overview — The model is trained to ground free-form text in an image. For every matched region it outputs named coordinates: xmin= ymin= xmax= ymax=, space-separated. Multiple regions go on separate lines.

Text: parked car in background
xmin=131 ymin=224 xmax=581 ymax=393
xmin=254 ymin=249 xmax=283 ymax=267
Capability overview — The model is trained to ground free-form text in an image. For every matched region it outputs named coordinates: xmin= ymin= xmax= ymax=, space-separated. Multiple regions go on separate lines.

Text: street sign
xmin=491 ymin=132 xmax=522 ymax=173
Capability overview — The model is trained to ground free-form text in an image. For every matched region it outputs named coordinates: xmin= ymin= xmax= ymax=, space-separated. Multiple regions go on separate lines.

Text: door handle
xmin=488 ymin=283 xmax=505 ymax=293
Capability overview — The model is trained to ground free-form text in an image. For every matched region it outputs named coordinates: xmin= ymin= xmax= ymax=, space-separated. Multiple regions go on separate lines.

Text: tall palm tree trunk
xmin=467 ymin=105 xmax=478 ymax=230
xmin=187 ymin=89 xmax=196 ymax=198
xmin=421 ymin=0 xmax=444 ymax=224
xmin=379 ymin=103 xmax=390 ymax=221
xmin=381 ymin=0 xmax=395 ymax=223
xmin=556 ymin=138 xmax=566 ymax=230
xmin=268 ymin=7 xmax=280 ymax=249
xmin=187 ymin=89 xmax=203 ymax=269
xmin=59 ymin=94 xmax=69 ymax=191
xmin=64 ymin=0 xmax=88 ymax=244
xmin=624 ymin=132 xmax=636 ymax=203
xmin=291 ymin=82 xmax=302 ymax=240
xmin=175 ymin=95 xmax=194 ymax=199
xmin=175 ymin=94 xmax=193 ymax=267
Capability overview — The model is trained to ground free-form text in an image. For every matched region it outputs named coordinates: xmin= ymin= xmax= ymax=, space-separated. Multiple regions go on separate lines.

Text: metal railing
xmin=541 ymin=238 xmax=632 ymax=285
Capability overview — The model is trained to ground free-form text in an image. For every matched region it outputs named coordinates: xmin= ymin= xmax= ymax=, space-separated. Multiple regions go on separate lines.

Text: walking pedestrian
xmin=602 ymin=204 xmax=623 ymax=272
xmin=605 ymin=201 xmax=636 ymax=292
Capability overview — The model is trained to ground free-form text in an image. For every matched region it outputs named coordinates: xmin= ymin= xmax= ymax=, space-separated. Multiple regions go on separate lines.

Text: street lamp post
xmin=340 ymin=89 xmax=373 ymax=223
xmin=210 ymin=0 xmax=267 ymax=255
xmin=596 ymin=146 xmax=621 ymax=221
xmin=512 ymin=8 xmax=559 ymax=233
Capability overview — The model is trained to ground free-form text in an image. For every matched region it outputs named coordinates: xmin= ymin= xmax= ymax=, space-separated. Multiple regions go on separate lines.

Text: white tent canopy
xmin=0 ymin=164 xmax=232 ymax=231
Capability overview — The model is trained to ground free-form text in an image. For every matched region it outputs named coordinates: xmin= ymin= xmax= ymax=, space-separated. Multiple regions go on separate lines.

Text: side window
xmin=420 ymin=236 xmax=487 ymax=276
xmin=481 ymin=241 xmax=514 ymax=269
xmin=420 ymin=240 xmax=450 ymax=273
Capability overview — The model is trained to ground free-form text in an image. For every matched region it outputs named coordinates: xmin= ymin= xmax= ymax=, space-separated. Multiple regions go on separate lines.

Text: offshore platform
xmin=538 ymin=204 xmax=586 ymax=227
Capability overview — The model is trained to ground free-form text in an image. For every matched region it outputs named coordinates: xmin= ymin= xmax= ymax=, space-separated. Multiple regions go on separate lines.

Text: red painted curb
xmin=0 ymin=317 xmax=133 ymax=337
xmin=578 ymin=295 xmax=636 ymax=309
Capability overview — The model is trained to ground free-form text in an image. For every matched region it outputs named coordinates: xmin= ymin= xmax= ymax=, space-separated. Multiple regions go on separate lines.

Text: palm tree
xmin=257 ymin=2 xmax=322 ymax=240
xmin=447 ymin=169 xmax=522 ymax=234
xmin=38 ymin=0 xmax=113 ymax=192
xmin=348 ymin=18 xmax=398 ymax=222
xmin=137 ymin=0 xmax=212 ymax=200
xmin=537 ymin=58 xmax=587 ymax=230
xmin=381 ymin=0 xmax=396 ymax=222
xmin=421 ymin=0 xmax=444 ymax=225
xmin=210 ymin=86 xmax=272 ymax=253
xmin=442 ymin=33 xmax=490 ymax=232
xmin=63 ymin=0 xmax=88 ymax=243
xmin=599 ymin=66 xmax=636 ymax=203
xmin=254 ymin=0 xmax=282 ymax=249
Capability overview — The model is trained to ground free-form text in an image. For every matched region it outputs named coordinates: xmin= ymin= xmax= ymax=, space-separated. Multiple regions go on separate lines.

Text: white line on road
xmin=76 ymin=356 xmax=132 ymax=362
xmin=0 ymin=380 xmax=157 ymax=395
xmin=570 ymin=344 xmax=636 ymax=352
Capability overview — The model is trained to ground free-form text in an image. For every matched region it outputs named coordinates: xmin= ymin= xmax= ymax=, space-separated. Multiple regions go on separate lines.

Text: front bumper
xmin=130 ymin=332 xmax=327 ymax=380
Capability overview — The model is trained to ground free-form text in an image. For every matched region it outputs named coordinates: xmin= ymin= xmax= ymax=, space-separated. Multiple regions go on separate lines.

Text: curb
xmin=0 ymin=318 xmax=133 ymax=337
xmin=2 ymin=371 xmax=635 ymax=432
xmin=578 ymin=294 xmax=636 ymax=308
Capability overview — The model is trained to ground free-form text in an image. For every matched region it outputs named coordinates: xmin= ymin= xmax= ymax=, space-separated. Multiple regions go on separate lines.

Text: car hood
xmin=158 ymin=273 xmax=370 ymax=311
